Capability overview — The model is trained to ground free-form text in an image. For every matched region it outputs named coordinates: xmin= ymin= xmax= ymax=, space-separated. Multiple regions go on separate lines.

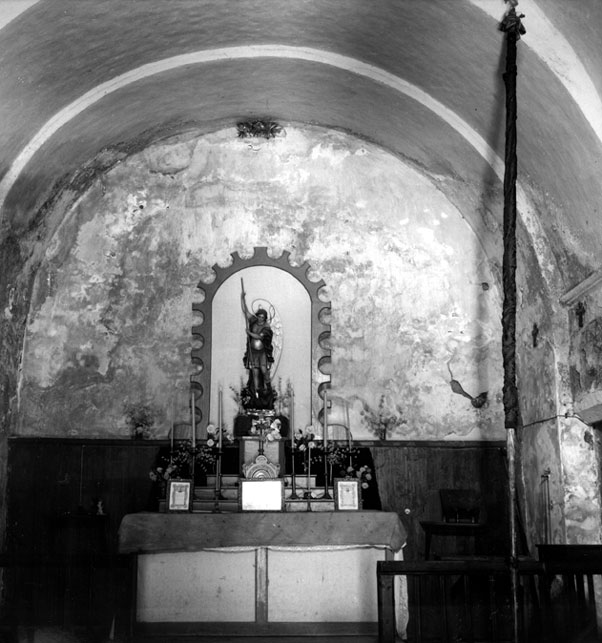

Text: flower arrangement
xmin=324 ymin=443 xmax=356 ymax=470
xmin=148 ymin=424 xmax=234 ymax=487
xmin=275 ymin=378 xmax=294 ymax=416
xmin=149 ymin=440 xmax=192 ymax=483
xmin=293 ymin=425 xmax=324 ymax=472
xmin=231 ymin=379 xmax=279 ymax=412
xmin=124 ymin=401 xmax=156 ymax=439
xmin=205 ymin=423 xmax=234 ymax=447
xmin=197 ymin=424 xmax=234 ymax=473
xmin=294 ymin=425 xmax=320 ymax=452
xmin=344 ymin=464 xmax=374 ymax=490
xmin=250 ymin=416 xmax=282 ymax=442
xmin=361 ymin=394 xmax=405 ymax=440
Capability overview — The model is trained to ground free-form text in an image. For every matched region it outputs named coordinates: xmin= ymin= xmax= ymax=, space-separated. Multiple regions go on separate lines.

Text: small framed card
xmin=167 ymin=479 xmax=192 ymax=512
xmin=334 ymin=478 xmax=361 ymax=511
xmin=240 ymin=479 xmax=284 ymax=511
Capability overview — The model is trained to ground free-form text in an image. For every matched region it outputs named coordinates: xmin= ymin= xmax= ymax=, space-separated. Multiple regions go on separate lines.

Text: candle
xmin=290 ymin=387 xmax=295 ymax=448
xmin=170 ymin=398 xmax=175 ymax=452
xmin=218 ymin=386 xmax=223 ymax=450
xmin=322 ymin=388 xmax=331 ymax=499
xmin=323 ymin=388 xmax=328 ymax=446
xmin=191 ymin=389 xmax=196 ymax=449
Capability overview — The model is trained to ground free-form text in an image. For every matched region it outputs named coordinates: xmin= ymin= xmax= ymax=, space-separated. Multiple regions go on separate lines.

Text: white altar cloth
xmin=119 ymin=511 xmax=407 ymax=636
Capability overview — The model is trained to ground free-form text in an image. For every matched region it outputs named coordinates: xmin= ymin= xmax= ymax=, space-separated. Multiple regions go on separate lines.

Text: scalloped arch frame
xmin=191 ymin=247 xmax=331 ymax=429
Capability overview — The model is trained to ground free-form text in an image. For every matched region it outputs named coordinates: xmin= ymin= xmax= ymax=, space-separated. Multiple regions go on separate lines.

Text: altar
xmin=118 ymin=510 xmax=406 ymax=637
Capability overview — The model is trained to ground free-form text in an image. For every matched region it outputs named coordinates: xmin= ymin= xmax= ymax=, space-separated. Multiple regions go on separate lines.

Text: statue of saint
xmin=241 ymin=283 xmax=274 ymax=408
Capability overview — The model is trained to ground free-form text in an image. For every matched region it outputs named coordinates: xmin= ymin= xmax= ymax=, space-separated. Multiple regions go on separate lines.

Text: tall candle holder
xmin=306 ymin=445 xmax=312 ymax=512
xmin=322 ymin=388 xmax=332 ymax=499
xmin=213 ymin=387 xmax=224 ymax=513
xmin=190 ymin=390 xmax=196 ymax=484
xmin=289 ymin=389 xmax=298 ymax=499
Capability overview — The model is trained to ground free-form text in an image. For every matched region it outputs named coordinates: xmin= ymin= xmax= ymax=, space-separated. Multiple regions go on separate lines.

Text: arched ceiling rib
xmin=0 ymin=45 xmax=566 ymax=297
xmin=0 ymin=0 xmax=601 ymax=285
xmin=470 ymin=0 xmax=602 ymax=141
xmin=0 ymin=45 xmax=508 ymax=214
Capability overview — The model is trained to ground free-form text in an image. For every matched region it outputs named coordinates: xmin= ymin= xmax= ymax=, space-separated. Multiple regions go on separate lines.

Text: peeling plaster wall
xmin=16 ymin=126 xmax=505 ymax=441
xmin=517 ymin=253 xmax=602 ymax=549
xmin=570 ymin=285 xmax=602 ymax=419
xmin=560 ymin=282 xmax=602 ymax=544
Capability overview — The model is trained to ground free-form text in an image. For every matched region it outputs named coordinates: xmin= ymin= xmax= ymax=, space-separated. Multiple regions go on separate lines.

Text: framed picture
xmin=167 ymin=479 xmax=192 ymax=512
xmin=240 ymin=478 xmax=284 ymax=511
xmin=334 ymin=478 xmax=361 ymax=511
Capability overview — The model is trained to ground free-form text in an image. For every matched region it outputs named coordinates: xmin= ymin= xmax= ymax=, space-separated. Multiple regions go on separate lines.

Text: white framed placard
xmin=240 ymin=479 xmax=285 ymax=511
xmin=167 ymin=479 xmax=192 ymax=512
xmin=334 ymin=478 xmax=361 ymax=511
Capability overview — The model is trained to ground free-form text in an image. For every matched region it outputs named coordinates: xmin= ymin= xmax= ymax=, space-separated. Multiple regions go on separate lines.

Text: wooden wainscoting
xmin=5 ymin=437 xmax=509 ymax=638
xmin=371 ymin=441 xmax=510 ymax=561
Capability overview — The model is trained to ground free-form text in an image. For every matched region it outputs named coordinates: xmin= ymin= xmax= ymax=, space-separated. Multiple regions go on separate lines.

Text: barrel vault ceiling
xmin=0 ymin=0 xmax=601 ymax=297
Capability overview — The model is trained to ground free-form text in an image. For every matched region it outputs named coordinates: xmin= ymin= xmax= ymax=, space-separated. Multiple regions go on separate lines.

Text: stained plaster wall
xmin=15 ymin=126 xmax=506 ymax=442
xmin=563 ymin=281 xmax=602 ymax=544
xmin=517 ymin=246 xmax=602 ymax=548
xmin=512 ymin=239 xmax=564 ymax=549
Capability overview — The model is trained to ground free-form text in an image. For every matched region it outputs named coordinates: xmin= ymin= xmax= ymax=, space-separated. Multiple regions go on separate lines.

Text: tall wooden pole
xmin=500 ymin=5 xmax=525 ymax=642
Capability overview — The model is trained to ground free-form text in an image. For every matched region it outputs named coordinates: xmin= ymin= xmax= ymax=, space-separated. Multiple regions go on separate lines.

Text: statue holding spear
xmin=240 ymin=278 xmax=275 ymax=408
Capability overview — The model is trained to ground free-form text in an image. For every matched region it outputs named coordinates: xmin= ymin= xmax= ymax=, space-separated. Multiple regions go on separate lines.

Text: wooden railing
xmin=378 ymin=547 xmax=602 ymax=643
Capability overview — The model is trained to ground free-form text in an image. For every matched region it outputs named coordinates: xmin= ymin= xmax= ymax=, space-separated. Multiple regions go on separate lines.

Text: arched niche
xmin=191 ymin=248 xmax=331 ymax=435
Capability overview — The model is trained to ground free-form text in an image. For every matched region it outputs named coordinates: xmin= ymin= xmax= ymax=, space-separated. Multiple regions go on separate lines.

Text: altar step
xmin=196 ymin=481 xmax=329 ymax=501
xmin=131 ymin=635 xmax=378 ymax=642
xmin=205 ymin=474 xmax=319 ymax=488
xmin=159 ymin=498 xmax=336 ymax=512
xmin=160 ymin=481 xmax=337 ymax=512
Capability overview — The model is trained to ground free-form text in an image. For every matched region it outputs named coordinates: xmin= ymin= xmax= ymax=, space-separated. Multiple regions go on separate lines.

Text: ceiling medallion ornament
xmin=236 ymin=119 xmax=283 ymax=139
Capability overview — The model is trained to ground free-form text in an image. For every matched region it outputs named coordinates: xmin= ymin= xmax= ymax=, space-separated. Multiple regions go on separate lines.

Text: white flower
xmin=206 ymin=423 xmax=217 ymax=435
xmin=207 ymin=438 xmax=215 ymax=447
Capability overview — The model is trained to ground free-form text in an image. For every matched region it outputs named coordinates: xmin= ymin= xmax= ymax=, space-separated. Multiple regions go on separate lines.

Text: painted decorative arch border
xmin=191 ymin=247 xmax=331 ymax=429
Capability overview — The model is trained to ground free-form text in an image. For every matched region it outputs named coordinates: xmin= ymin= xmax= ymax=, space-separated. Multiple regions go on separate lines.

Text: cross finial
xmin=500 ymin=1 xmax=526 ymax=37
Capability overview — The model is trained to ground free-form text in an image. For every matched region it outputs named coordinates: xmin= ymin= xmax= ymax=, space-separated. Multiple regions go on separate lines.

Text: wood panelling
xmin=371 ymin=442 xmax=510 ymax=561
xmin=5 ymin=438 xmax=509 ymax=633
xmin=6 ymin=438 xmax=160 ymax=632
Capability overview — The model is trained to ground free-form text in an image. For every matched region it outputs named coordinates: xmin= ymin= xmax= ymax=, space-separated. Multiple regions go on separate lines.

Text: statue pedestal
xmin=234 ymin=412 xmax=289 ymax=438
xmin=240 ymin=436 xmax=284 ymax=479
